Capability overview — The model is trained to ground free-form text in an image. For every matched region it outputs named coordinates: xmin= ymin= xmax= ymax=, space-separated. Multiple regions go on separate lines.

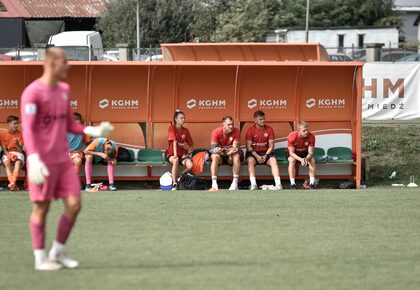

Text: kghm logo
xmin=248 ymin=99 xmax=257 ymax=109
xmin=186 ymin=98 xmax=226 ymax=110
xmin=306 ymin=98 xmax=316 ymax=108
xmin=248 ymin=98 xmax=287 ymax=109
xmin=99 ymin=98 xmax=139 ymax=110
xmin=306 ymin=98 xmax=345 ymax=109
xmin=0 ymin=99 xmax=19 ymax=109
xmin=99 ymin=99 xmax=109 ymax=109
xmin=187 ymin=99 xmax=197 ymax=109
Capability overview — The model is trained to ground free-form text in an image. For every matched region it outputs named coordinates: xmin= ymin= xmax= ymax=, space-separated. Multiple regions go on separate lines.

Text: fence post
xmin=116 ymin=43 xmax=133 ymax=61
xmin=365 ymin=43 xmax=384 ymax=62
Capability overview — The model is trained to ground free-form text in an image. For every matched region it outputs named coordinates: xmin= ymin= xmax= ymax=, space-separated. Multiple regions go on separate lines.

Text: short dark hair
xmin=73 ymin=112 xmax=83 ymax=122
xmin=222 ymin=116 xmax=233 ymax=122
xmin=7 ymin=115 xmax=19 ymax=123
xmin=105 ymin=146 xmax=116 ymax=160
xmin=253 ymin=110 xmax=265 ymax=118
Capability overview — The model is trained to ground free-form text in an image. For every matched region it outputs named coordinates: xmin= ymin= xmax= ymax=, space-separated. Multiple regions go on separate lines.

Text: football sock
xmin=85 ymin=162 xmax=93 ymax=184
xmin=250 ymin=177 xmax=257 ymax=186
xmin=290 ymin=178 xmax=296 ymax=185
xmin=232 ymin=175 xmax=239 ymax=185
xmin=107 ymin=162 xmax=115 ymax=185
xmin=275 ymin=177 xmax=281 ymax=186
xmin=56 ymin=214 xmax=75 ymax=244
xmin=211 ymin=176 xmax=218 ymax=188
xmin=310 ymin=177 xmax=315 ymax=185
xmin=30 ymin=219 xmax=45 ymax=250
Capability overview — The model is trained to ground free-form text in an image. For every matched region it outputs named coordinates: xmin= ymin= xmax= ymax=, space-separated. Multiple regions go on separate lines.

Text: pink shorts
xmin=28 ymin=160 xmax=81 ymax=202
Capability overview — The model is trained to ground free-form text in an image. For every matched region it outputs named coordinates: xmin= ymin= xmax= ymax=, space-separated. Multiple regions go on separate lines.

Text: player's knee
xmin=211 ymin=154 xmax=221 ymax=162
xmin=186 ymin=160 xmax=193 ymax=170
xmin=288 ymin=157 xmax=296 ymax=164
xmin=68 ymin=201 xmax=81 ymax=215
xmin=85 ymin=155 xmax=93 ymax=162
xmin=247 ymin=157 xmax=255 ymax=165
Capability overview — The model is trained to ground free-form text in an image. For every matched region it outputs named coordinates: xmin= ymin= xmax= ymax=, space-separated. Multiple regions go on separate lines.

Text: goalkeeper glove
xmin=27 ymin=154 xmax=50 ymax=185
xmin=84 ymin=122 xmax=114 ymax=138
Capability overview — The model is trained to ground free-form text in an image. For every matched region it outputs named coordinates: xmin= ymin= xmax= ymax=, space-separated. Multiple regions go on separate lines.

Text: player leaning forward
xmin=21 ymin=48 xmax=113 ymax=271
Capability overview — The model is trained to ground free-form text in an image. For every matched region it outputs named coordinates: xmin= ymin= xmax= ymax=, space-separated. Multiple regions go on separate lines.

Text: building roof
xmin=0 ymin=0 xmax=110 ymax=18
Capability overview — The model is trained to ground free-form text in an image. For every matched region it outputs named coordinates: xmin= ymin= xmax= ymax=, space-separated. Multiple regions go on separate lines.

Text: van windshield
xmin=58 ymin=46 xmax=90 ymax=61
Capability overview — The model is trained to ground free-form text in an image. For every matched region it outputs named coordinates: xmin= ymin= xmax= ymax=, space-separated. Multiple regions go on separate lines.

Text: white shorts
xmin=2 ymin=151 xmax=25 ymax=166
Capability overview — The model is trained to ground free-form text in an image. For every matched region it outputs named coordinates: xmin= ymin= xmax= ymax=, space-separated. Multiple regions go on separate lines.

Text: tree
xmin=96 ymin=0 xmax=194 ymax=48
xmin=212 ymin=0 xmax=282 ymax=42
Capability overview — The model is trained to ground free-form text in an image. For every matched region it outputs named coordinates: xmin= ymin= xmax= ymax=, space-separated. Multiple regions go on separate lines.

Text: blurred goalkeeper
xmin=21 ymin=48 xmax=113 ymax=271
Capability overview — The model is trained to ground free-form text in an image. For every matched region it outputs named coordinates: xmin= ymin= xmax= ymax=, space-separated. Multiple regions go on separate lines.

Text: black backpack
xmin=177 ymin=173 xmax=207 ymax=190
xmin=117 ymin=147 xmax=133 ymax=162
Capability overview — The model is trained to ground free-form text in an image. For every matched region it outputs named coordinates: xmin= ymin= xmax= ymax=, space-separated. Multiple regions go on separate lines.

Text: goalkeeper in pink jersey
xmin=21 ymin=48 xmax=114 ymax=271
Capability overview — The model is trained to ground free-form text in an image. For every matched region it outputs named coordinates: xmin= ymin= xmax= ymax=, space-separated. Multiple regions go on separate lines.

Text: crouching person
xmin=84 ymin=137 xmax=117 ymax=191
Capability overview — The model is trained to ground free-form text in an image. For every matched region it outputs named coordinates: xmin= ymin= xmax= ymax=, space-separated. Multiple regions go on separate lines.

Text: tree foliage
xmin=97 ymin=0 xmax=401 ymax=47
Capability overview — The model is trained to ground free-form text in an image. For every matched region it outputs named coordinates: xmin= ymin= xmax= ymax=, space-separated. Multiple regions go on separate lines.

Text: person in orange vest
xmin=0 ymin=115 xmax=24 ymax=191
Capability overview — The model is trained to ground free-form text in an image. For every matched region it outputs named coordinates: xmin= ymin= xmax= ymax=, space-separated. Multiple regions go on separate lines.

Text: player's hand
xmin=181 ymin=154 xmax=189 ymax=159
xmin=213 ymin=147 xmax=222 ymax=154
xmin=301 ymin=158 xmax=308 ymax=166
xmin=27 ymin=154 xmax=50 ymax=185
xmin=84 ymin=122 xmax=114 ymax=138
xmin=98 ymin=152 xmax=108 ymax=159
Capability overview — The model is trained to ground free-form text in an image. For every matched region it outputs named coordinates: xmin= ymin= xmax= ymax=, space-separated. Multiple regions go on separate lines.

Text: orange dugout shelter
xmin=0 ymin=61 xmax=363 ymax=187
xmin=161 ymin=43 xmax=329 ymax=61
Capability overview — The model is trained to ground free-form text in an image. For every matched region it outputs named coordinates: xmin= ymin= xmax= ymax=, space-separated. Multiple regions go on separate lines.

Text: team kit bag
xmin=177 ymin=173 xmax=207 ymax=190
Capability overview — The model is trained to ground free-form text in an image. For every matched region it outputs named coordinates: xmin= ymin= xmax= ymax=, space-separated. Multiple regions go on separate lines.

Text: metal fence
xmin=1 ymin=45 xmax=420 ymax=62
xmin=0 ymin=47 xmax=163 ymax=61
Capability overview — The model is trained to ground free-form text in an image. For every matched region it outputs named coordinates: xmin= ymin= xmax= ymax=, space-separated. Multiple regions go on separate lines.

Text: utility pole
xmin=136 ymin=0 xmax=140 ymax=60
xmin=305 ymin=0 xmax=310 ymax=43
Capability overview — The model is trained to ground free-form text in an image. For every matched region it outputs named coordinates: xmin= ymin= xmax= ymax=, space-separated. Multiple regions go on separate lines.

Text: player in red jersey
xmin=21 ymin=48 xmax=113 ymax=271
xmin=287 ymin=121 xmax=316 ymax=190
xmin=166 ymin=110 xmax=193 ymax=190
xmin=245 ymin=111 xmax=282 ymax=190
xmin=209 ymin=116 xmax=242 ymax=191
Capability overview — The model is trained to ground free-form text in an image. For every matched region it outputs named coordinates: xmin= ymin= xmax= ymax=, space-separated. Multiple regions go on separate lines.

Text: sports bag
xmin=177 ymin=173 xmax=207 ymax=190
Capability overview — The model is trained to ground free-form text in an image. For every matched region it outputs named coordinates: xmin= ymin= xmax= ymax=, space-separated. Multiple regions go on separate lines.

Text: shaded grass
xmin=1 ymin=188 xmax=420 ymax=290
xmin=362 ymin=123 xmax=420 ymax=184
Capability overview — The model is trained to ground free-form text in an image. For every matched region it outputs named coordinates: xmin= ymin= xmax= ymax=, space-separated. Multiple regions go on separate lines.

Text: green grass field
xmin=1 ymin=188 xmax=420 ymax=290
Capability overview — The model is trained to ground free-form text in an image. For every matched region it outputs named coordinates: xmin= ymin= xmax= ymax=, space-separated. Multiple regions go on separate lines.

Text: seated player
xmin=246 ymin=111 xmax=282 ymax=190
xmin=84 ymin=137 xmax=118 ymax=191
xmin=67 ymin=112 xmax=89 ymax=174
xmin=0 ymin=115 xmax=24 ymax=191
xmin=166 ymin=110 xmax=193 ymax=190
xmin=209 ymin=116 xmax=242 ymax=191
xmin=287 ymin=121 xmax=316 ymax=190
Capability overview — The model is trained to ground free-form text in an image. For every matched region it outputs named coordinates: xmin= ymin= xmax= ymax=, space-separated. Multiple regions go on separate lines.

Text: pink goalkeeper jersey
xmin=21 ymin=79 xmax=85 ymax=164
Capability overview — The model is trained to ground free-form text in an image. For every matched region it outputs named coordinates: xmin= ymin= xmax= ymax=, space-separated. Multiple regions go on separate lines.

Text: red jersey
xmin=287 ymin=131 xmax=315 ymax=154
xmin=166 ymin=125 xmax=193 ymax=158
xmin=210 ymin=126 xmax=240 ymax=148
xmin=245 ymin=124 xmax=274 ymax=152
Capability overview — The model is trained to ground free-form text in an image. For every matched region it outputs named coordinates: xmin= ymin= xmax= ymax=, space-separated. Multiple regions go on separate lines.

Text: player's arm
xmin=306 ymin=146 xmax=314 ymax=161
xmin=246 ymin=140 xmax=257 ymax=157
xmin=288 ymin=146 xmax=305 ymax=163
xmin=84 ymin=141 xmax=106 ymax=159
xmin=14 ymin=139 xmax=23 ymax=153
xmin=210 ymin=142 xmax=222 ymax=155
xmin=226 ymin=141 xmax=239 ymax=156
xmin=65 ymin=93 xmax=113 ymax=138
xmin=173 ymin=140 xmax=178 ymax=158
xmin=21 ymin=89 xmax=49 ymax=185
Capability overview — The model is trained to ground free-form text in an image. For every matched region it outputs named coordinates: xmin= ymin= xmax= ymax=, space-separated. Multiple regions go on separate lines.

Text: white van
xmin=48 ymin=31 xmax=103 ymax=61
